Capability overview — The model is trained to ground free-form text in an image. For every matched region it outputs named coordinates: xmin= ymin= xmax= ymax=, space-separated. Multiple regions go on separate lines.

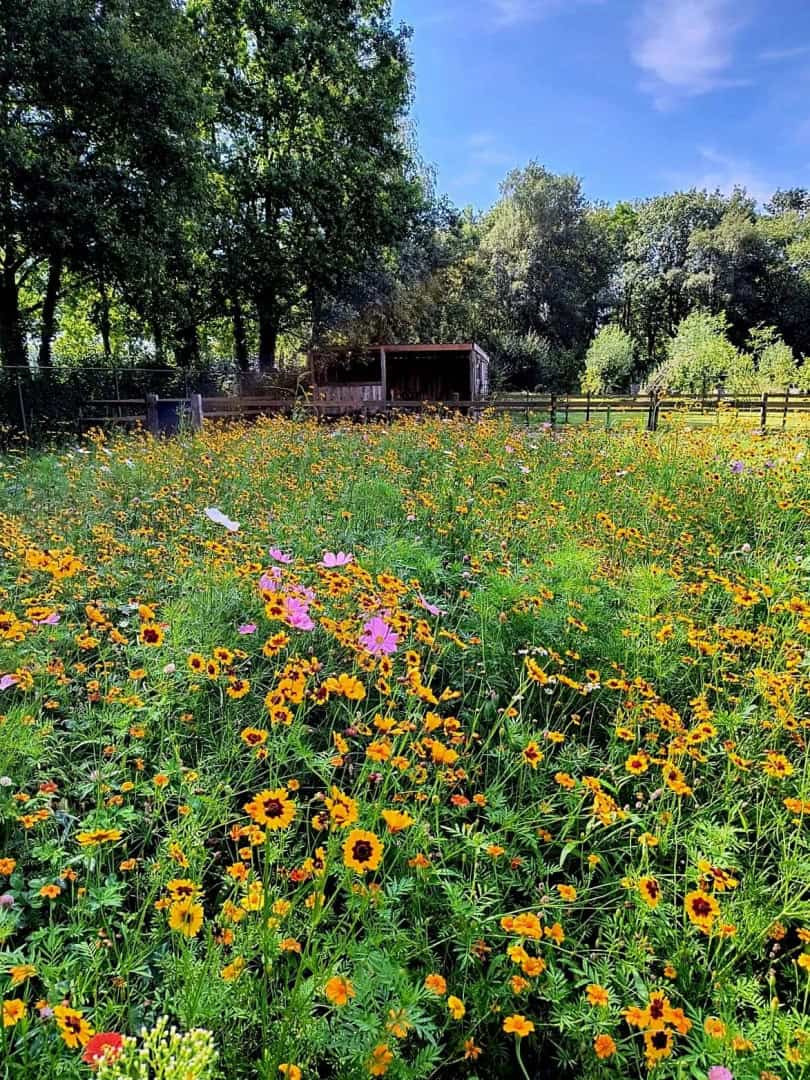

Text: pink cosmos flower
xmin=359 ymin=616 xmax=399 ymax=656
xmin=238 ymin=623 xmax=257 ymax=635
xmin=0 ymin=675 xmax=18 ymax=691
xmin=708 ymin=1068 xmax=733 ymax=1080
xmin=417 ymin=594 xmax=444 ymax=617
xmin=269 ymin=547 xmax=293 ymax=563
xmin=285 ymin=597 xmax=314 ymax=631
xmin=33 ymin=612 xmax=60 ymax=625
xmin=321 ymin=551 xmax=354 ymax=567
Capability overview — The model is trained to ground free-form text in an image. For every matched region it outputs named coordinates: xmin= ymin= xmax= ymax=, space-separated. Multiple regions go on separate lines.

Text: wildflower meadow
xmin=1 ymin=414 xmax=809 ymax=1080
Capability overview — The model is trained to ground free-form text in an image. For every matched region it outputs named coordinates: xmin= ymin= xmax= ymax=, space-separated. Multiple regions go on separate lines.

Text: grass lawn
xmin=1 ymin=416 xmax=809 ymax=1079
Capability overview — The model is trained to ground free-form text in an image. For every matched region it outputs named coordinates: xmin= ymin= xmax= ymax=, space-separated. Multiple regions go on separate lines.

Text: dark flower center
xmin=352 ymin=840 xmax=373 ymax=862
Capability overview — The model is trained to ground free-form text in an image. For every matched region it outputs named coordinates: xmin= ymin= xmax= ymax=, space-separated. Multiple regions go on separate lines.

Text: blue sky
xmin=391 ymin=0 xmax=810 ymax=210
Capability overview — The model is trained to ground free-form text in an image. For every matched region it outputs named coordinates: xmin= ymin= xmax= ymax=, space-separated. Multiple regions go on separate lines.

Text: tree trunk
xmin=38 ymin=254 xmax=63 ymax=368
xmin=175 ymin=324 xmax=200 ymax=368
xmin=257 ymin=292 xmax=277 ymax=371
xmin=0 ymin=263 xmax=27 ymax=368
xmin=232 ymin=298 xmax=250 ymax=371
xmin=153 ymin=321 xmax=165 ymax=367
xmin=98 ymin=285 xmax=113 ymax=361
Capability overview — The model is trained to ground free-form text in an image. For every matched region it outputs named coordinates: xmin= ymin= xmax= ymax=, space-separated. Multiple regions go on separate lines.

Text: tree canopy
xmin=1 ymin=2 xmax=809 ymax=395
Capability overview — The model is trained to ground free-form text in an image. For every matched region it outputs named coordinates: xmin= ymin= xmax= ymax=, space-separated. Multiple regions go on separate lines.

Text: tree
xmin=759 ymin=340 xmax=797 ymax=392
xmin=663 ymin=311 xmax=739 ymax=395
xmin=581 ymin=325 xmax=634 ymax=394
xmin=0 ymin=0 xmax=204 ymax=368
xmin=191 ymin=0 xmax=421 ymax=369
xmin=619 ymin=191 xmax=728 ymax=371
xmin=480 ymin=163 xmax=616 ymax=374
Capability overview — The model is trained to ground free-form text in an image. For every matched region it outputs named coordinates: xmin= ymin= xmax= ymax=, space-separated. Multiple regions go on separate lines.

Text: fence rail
xmin=64 ymin=389 xmax=810 ymax=436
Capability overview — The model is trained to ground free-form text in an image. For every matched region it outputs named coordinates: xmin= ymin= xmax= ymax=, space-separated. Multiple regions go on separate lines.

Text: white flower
xmin=204 ymin=507 xmax=239 ymax=532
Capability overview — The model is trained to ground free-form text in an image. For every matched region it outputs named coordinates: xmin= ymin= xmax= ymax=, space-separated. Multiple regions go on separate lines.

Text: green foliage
xmin=581 ymin=324 xmax=634 ymax=393
xmin=663 ymin=311 xmax=739 ymax=394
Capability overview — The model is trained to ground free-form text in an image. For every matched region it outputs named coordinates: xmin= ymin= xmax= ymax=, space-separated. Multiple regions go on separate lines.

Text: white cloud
xmin=490 ymin=0 xmax=602 ymax=27
xmin=633 ymin=0 xmax=750 ymax=108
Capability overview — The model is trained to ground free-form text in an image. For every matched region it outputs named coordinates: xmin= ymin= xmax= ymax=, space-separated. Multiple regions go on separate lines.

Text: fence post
xmin=549 ymin=393 xmax=557 ymax=428
xmin=782 ymin=387 xmax=790 ymax=429
xmin=145 ymin=393 xmax=159 ymax=435
xmin=189 ymin=393 xmax=204 ymax=432
xmin=585 ymin=392 xmax=591 ymax=423
xmin=525 ymin=389 xmax=530 ymax=427
xmin=759 ymin=392 xmax=768 ymax=431
xmin=564 ymin=396 xmax=570 ymax=425
xmin=16 ymin=376 xmax=28 ymax=440
xmin=646 ymin=391 xmax=658 ymax=432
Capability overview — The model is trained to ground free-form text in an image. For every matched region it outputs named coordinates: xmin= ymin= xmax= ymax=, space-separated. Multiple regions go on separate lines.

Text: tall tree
xmin=0 ymin=0 xmax=204 ymax=368
xmin=191 ymin=0 xmax=421 ymax=370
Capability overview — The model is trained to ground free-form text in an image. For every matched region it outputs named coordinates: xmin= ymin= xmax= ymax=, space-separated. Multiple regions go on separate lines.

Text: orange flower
xmin=684 ymin=889 xmax=720 ymax=933
xmin=366 ymin=1043 xmax=393 ymax=1076
xmin=594 ymin=1034 xmax=616 ymax=1059
xmin=324 ymin=975 xmax=355 ymax=1006
xmin=424 ymin=973 xmax=447 ymax=995
xmin=502 ymin=1014 xmax=534 ymax=1037
xmin=586 ymin=984 xmax=609 ymax=1007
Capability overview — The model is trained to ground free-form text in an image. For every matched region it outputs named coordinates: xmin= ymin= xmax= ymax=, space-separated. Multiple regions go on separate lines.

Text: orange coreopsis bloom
xmin=502 ymin=1014 xmax=534 ymax=1037
xmin=594 ymin=1034 xmax=616 ymax=1059
xmin=684 ymin=889 xmax=720 ymax=933
xmin=424 ymin=973 xmax=447 ymax=995
xmin=324 ymin=975 xmax=355 ymax=1006
xmin=586 ymin=984 xmax=609 ymax=1007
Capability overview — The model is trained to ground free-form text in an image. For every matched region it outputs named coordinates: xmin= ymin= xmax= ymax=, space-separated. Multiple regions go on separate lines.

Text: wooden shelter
xmin=309 ymin=343 xmax=490 ymax=407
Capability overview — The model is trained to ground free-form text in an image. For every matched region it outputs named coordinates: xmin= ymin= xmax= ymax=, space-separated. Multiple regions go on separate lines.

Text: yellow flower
xmin=684 ymin=889 xmax=720 ymax=933
xmin=54 ymin=1004 xmax=93 ymax=1048
xmin=279 ymin=1067 xmax=302 ymax=1080
xmin=221 ymin=957 xmax=246 ymax=982
xmin=244 ymin=788 xmax=296 ymax=829
xmin=77 ymin=828 xmax=122 ymax=847
xmin=168 ymin=899 xmax=204 ymax=938
xmin=342 ymin=829 xmax=383 ymax=874
xmin=447 ymin=995 xmax=465 ymax=1020
xmin=380 ymin=809 xmax=414 ymax=833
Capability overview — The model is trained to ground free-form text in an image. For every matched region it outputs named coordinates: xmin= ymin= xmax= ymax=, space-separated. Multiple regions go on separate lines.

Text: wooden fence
xmin=78 ymin=389 xmax=810 ymax=434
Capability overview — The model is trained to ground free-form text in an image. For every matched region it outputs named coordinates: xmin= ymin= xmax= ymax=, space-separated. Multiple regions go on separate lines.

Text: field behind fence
xmin=77 ymin=389 xmax=810 ymax=435
xmin=4 ymin=370 xmax=810 ymax=442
